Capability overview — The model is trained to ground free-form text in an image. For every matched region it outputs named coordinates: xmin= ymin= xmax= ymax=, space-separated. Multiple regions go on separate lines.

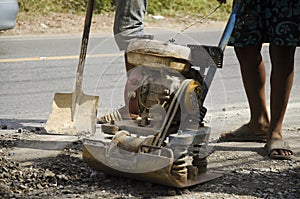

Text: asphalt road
xmin=0 ymin=28 xmax=300 ymax=140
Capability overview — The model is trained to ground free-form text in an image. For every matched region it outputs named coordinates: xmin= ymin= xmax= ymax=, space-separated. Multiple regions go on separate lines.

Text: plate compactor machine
xmin=82 ymin=0 xmax=241 ymax=189
xmin=82 ymin=38 xmax=225 ymax=188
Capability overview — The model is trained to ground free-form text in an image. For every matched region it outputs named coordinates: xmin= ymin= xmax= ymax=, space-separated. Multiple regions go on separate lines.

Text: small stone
xmin=180 ymin=188 xmax=191 ymax=194
xmin=19 ymin=184 xmax=27 ymax=190
xmin=89 ymin=171 xmax=97 ymax=178
xmin=39 ymin=192 xmax=48 ymax=197
xmin=63 ymin=189 xmax=73 ymax=194
xmin=240 ymin=169 xmax=251 ymax=174
xmin=2 ymin=166 xmax=9 ymax=172
xmin=44 ymin=169 xmax=55 ymax=178
xmin=167 ymin=189 xmax=176 ymax=196
xmin=40 ymin=23 xmax=48 ymax=29
xmin=25 ymin=178 xmax=31 ymax=183
xmin=266 ymin=188 xmax=274 ymax=193
xmin=152 ymin=15 xmax=165 ymax=20
xmin=1 ymin=124 xmax=8 ymax=129
xmin=37 ymin=184 xmax=44 ymax=189
xmin=57 ymin=174 xmax=69 ymax=181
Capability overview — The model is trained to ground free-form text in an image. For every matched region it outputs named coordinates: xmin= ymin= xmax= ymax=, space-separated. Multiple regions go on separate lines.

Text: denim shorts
xmin=228 ymin=0 xmax=300 ymax=47
xmin=114 ymin=0 xmax=148 ymax=50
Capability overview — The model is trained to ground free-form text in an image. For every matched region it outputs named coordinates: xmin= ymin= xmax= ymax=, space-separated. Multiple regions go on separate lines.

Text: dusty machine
xmin=82 ymin=39 xmax=224 ymax=188
xmin=82 ymin=0 xmax=241 ymax=188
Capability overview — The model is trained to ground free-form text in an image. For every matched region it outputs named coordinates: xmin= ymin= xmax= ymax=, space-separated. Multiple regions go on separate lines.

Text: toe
xmin=285 ymin=150 xmax=292 ymax=156
xmin=272 ymin=149 xmax=292 ymax=157
xmin=270 ymin=149 xmax=279 ymax=156
xmin=278 ymin=149 xmax=285 ymax=156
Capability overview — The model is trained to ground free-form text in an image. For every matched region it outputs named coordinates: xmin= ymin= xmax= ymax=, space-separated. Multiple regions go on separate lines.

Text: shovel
xmin=45 ymin=0 xmax=99 ymax=135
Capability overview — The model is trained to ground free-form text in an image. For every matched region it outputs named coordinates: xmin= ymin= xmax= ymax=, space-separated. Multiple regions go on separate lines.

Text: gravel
xmin=0 ymin=124 xmax=299 ymax=199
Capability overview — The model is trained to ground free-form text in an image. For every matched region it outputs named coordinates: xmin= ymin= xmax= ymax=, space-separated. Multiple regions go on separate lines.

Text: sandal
xmin=219 ymin=124 xmax=267 ymax=142
xmin=266 ymin=138 xmax=294 ymax=160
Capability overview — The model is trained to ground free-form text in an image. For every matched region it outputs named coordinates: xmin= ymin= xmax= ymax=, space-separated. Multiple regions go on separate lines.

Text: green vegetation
xmin=18 ymin=0 xmax=113 ymax=14
xmin=18 ymin=0 xmax=232 ymax=20
xmin=147 ymin=0 xmax=232 ymax=20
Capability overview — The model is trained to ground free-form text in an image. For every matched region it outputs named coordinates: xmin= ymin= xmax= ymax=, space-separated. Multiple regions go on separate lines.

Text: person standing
xmin=113 ymin=0 xmax=153 ymax=51
xmin=97 ymin=0 xmax=153 ymax=123
xmin=219 ymin=0 xmax=298 ymax=160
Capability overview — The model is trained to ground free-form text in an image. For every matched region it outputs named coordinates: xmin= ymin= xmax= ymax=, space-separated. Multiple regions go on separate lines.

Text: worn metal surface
xmin=45 ymin=0 xmax=99 ymax=135
xmin=126 ymin=39 xmax=192 ymax=72
xmin=83 ymin=38 xmax=221 ymax=187
xmin=45 ymin=93 xmax=98 ymax=135
xmin=83 ymin=138 xmax=222 ymax=188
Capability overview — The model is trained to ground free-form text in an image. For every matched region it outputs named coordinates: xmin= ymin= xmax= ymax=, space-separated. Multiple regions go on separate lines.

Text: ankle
xmin=247 ymin=122 xmax=269 ymax=135
xmin=249 ymin=114 xmax=269 ymax=129
xmin=268 ymin=130 xmax=283 ymax=140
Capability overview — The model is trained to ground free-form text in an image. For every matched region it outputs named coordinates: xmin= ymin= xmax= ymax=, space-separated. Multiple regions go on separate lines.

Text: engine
xmin=125 ymin=39 xmax=207 ymax=133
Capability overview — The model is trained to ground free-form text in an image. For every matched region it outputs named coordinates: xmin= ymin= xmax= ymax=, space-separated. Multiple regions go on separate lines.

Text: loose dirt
xmin=0 ymin=12 xmax=224 ymax=36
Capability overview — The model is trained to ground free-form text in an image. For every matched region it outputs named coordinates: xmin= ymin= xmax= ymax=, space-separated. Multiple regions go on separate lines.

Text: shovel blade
xmin=45 ymin=92 xmax=99 ymax=135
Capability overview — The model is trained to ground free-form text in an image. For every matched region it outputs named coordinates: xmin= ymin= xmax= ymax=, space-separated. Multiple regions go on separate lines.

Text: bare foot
xmin=219 ymin=124 xmax=268 ymax=142
xmin=267 ymin=131 xmax=293 ymax=159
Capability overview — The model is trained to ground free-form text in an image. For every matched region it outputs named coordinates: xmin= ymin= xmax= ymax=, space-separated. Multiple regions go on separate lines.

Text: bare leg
xmin=236 ymin=46 xmax=270 ymax=132
xmin=268 ymin=44 xmax=295 ymax=156
xmin=220 ymin=46 xmax=270 ymax=139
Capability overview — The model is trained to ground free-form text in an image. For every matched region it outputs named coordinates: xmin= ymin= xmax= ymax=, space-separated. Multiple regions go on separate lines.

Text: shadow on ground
xmin=0 ymin=118 xmax=46 ymax=132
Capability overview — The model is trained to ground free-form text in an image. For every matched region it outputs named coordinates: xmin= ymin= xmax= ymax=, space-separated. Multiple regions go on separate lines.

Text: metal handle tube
xmin=218 ymin=0 xmax=242 ymax=52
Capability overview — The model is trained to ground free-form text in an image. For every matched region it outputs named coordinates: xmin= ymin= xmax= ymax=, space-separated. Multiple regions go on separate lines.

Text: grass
xmin=18 ymin=0 xmax=114 ymax=14
xmin=18 ymin=0 xmax=232 ymax=21
xmin=147 ymin=0 xmax=232 ymax=20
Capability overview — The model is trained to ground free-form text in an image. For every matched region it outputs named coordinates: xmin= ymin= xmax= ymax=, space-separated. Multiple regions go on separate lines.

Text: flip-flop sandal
xmin=218 ymin=124 xmax=267 ymax=142
xmin=266 ymin=138 xmax=294 ymax=160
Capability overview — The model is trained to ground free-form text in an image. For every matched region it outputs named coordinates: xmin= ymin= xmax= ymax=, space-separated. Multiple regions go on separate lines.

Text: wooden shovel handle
xmin=75 ymin=0 xmax=94 ymax=91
